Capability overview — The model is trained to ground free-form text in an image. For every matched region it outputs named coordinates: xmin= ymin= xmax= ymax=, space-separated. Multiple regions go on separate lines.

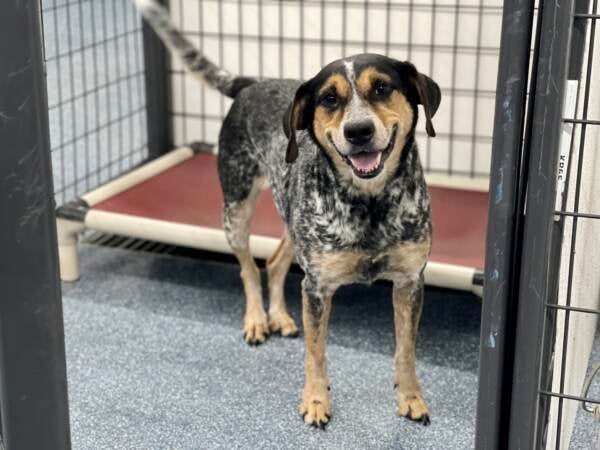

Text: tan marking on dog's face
xmin=314 ymin=108 xmax=345 ymax=152
xmin=313 ymin=74 xmax=351 ymax=156
xmin=312 ymin=66 xmax=416 ymax=196
xmin=356 ymin=67 xmax=415 ymax=180
xmin=318 ymin=73 xmax=351 ymax=99
xmin=371 ymin=91 xmax=414 ymax=136
xmin=355 ymin=67 xmax=413 ymax=136
xmin=355 ymin=67 xmax=392 ymax=96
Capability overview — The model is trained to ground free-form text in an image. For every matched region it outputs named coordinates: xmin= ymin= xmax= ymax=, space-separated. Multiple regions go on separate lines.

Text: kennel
xmin=1 ymin=0 xmax=599 ymax=448
xmin=48 ymin=0 xmax=496 ymax=295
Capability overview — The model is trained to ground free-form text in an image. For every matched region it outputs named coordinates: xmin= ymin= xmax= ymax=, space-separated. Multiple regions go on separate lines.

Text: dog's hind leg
xmin=266 ymin=232 xmax=298 ymax=337
xmin=223 ymin=177 xmax=269 ymax=345
xmin=393 ymin=276 xmax=430 ymax=425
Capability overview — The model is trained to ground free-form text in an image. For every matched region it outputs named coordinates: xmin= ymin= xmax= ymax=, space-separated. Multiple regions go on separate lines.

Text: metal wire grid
xmin=534 ymin=3 xmax=600 ymax=448
xmin=168 ymin=0 xmax=502 ymax=178
xmin=41 ymin=0 xmax=149 ymax=205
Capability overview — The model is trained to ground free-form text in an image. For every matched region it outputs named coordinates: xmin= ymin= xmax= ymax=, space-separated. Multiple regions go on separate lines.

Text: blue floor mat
xmin=63 ymin=244 xmax=482 ymax=449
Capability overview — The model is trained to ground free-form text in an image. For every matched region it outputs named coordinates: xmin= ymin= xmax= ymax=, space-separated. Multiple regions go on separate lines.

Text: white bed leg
xmin=56 ymin=218 xmax=85 ymax=282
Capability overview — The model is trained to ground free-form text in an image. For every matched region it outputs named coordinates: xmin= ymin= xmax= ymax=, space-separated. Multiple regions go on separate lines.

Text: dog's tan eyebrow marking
xmin=356 ymin=67 xmax=392 ymax=96
xmin=318 ymin=73 xmax=351 ymax=99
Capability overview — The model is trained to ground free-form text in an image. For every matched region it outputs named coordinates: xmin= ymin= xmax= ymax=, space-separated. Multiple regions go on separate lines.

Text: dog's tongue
xmin=348 ymin=151 xmax=381 ymax=172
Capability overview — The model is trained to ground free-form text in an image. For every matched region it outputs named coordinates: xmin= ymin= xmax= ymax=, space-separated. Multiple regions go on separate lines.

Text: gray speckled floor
xmin=62 ymin=244 xmax=481 ymax=449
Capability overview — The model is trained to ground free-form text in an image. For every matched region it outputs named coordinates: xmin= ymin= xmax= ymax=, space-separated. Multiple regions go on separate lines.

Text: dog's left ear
xmin=414 ymin=72 xmax=441 ymax=137
xmin=395 ymin=62 xmax=441 ymax=137
xmin=284 ymin=82 xmax=311 ymax=163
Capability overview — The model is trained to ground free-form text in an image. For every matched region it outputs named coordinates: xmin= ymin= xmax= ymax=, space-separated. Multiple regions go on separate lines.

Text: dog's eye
xmin=320 ymin=93 xmax=338 ymax=108
xmin=373 ymin=81 xmax=391 ymax=97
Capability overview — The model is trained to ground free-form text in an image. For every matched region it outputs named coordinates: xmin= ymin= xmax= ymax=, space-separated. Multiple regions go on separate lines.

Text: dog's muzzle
xmin=330 ymin=125 xmax=398 ymax=179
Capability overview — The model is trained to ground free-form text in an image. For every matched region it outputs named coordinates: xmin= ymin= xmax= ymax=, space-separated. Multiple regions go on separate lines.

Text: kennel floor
xmin=92 ymin=152 xmax=488 ymax=271
xmin=62 ymin=243 xmax=482 ymax=449
xmin=62 ymin=244 xmax=600 ymax=449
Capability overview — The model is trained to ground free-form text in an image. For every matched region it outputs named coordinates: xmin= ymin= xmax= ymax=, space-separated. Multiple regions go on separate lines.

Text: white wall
xmin=168 ymin=0 xmax=502 ymax=177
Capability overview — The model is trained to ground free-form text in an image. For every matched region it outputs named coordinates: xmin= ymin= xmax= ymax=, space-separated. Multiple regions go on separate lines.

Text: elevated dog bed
xmin=57 ymin=145 xmax=487 ymax=295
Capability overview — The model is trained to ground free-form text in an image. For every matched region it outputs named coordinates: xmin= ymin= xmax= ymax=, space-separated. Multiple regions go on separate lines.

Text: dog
xmin=135 ymin=0 xmax=440 ymax=427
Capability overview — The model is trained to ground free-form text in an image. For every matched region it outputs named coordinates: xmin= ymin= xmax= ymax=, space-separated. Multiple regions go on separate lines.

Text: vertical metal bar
xmin=281 ymin=0 xmax=286 ymax=76
xmin=363 ymin=0 xmax=368 ymax=54
xmin=470 ymin=0 xmax=485 ymax=177
xmin=320 ymin=0 xmax=326 ymax=67
xmin=384 ymin=0 xmax=391 ymax=56
xmin=508 ymin=0 xmax=576 ymax=447
xmin=342 ymin=0 xmax=347 ymax=57
xmin=407 ymin=0 xmax=414 ymax=61
xmin=448 ymin=0 xmax=460 ymax=175
xmin=90 ymin=1 xmax=102 ymax=188
xmin=217 ymin=0 xmax=224 ymax=115
xmin=0 ymin=0 xmax=71 ymax=448
xmin=101 ymin=0 xmax=114 ymax=178
xmin=300 ymin=0 xmax=305 ymax=79
xmin=113 ymin=0 xmax=124 ymax=173
xmin=123 ymin=0 xmax=136 ymax=168
xmin=142 ymin=0 xmax=172 ymax=158
xmin=519 ymin=4 xmax=552 ymax=442
xmin=78 ymin=0 xmax=90 ymax=192
xmin=52 ymin=1 xmax=66 ymax=204
xmin=200 ymin=0 xmax=207 ymax=141
xmin=66 ymin=3 xmax=78 ymax=192
xmin=475 ymin=0 xmax=536 ymax=448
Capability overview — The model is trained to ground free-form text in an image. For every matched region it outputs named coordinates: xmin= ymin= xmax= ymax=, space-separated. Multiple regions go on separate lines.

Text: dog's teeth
xmin=349 ymin=151 xmax=382 ymax=174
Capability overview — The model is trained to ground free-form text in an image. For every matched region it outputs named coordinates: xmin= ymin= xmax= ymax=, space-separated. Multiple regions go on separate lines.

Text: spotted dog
xmin=135 ymin=0 xmax=441 ymax=427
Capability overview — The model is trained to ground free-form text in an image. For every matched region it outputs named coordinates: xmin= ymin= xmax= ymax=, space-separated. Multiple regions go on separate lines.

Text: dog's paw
xmin=268 ymin=310 xmax=299 ymax=337
xmin=397 ymin=392 xmax=430 ymax=426
xmin=299 ymin=385 xmax=331 ymax=428
xmin=243 ymin=311 xmax=269 ymax=345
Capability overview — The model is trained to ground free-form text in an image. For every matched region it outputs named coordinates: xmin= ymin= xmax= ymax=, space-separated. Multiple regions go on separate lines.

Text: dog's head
xmin=285 ymin=54 xmax=440 ymax=193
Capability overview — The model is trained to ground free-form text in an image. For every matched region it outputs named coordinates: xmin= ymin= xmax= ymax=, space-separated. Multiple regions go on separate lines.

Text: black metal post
xmin=475 ymin=1 xmax=536 ymax=448
xmin=142 ymin=0 xmax=173 ymax=158
xmin=508 ymin=0 xmax=575 ymax=447
xmin=0 ymin=1 xmax=71 ymax=449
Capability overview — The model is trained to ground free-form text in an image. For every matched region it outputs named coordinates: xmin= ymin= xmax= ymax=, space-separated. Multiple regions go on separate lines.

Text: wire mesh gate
xmin=477 ymin=0 xmax=600 ymax=448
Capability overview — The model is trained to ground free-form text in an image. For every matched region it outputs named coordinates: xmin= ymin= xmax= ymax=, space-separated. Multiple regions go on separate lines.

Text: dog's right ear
xmin=284 ymin=82 xmax=311 ymax=164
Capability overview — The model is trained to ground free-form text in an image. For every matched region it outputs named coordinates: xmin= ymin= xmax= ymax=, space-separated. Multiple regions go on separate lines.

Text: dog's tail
xmin=133 ymin=0 xmax=256 ymax=98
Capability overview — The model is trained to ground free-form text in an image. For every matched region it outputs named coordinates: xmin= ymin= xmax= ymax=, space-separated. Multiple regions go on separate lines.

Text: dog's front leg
xmin=299 ymin=278 xmax=332 ymax=427
xmin=393 ymin=276 xmax=430 ymax=425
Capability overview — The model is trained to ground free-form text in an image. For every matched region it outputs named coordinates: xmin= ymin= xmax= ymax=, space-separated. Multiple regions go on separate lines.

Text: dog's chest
xmin=311 ymin=238 xmax=431 ymax=288
xmin=295 ymin=179 xmax=430 ymax=253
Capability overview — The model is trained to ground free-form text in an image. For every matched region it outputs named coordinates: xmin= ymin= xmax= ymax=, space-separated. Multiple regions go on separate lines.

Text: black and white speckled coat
xmin=135 ymin=0 xmax=441 ymax=427
xmin=219 ymin=78 xmax=432 ymax=291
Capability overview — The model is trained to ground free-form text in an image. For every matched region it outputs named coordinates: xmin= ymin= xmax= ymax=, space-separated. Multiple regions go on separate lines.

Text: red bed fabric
xmin=95 ymin=153 xmax=487 ymax=269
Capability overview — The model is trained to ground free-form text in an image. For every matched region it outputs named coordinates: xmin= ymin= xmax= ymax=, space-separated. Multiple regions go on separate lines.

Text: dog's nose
xmin=344 ymin=120 xmax=375 ymax=146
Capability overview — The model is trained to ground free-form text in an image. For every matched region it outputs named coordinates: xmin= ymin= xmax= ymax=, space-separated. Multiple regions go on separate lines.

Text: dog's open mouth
xmin=334 ymin=125 xmax=398 ymax=179
xmin=348 ymin=151 xmax=383 ymax=176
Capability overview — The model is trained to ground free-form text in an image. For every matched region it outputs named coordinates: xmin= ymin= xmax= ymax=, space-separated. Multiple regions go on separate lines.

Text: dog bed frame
xmin=56 ymin=144 xmax=487 ymax=296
